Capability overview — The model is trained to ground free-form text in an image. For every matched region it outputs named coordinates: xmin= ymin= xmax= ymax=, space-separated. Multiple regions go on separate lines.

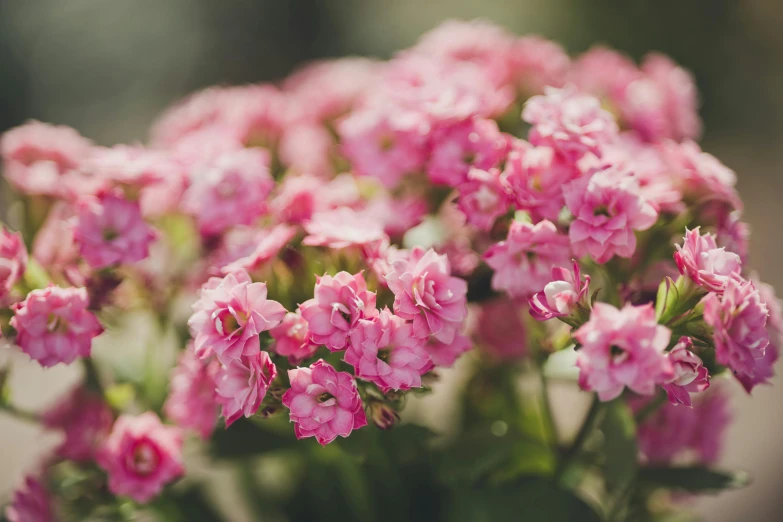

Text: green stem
xmin=555 ymin=395 xmax=601 ymax=482
xmin=539 ymin=372 xmax=559 ymax=447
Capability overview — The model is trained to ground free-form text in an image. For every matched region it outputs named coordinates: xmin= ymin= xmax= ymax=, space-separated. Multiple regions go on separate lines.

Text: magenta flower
xmin=97 ymin=413 xmax=184 ymax=504
xmin=735 ymin=279 xmax=781 ymax=392
xmin=674 ymin=228 xmax=741 ymax=293
xmin=188 ymin=271 xmax=287 ymax=364
xmin=484 ymin=220 xmax=571 ymax=298
xmin=11 ymin=286 xmax=103 ymax=367
xmin=5 ymin=476 xmax=56 ymax=522
xmin=282 ymin=359 xmax=368 ymax=446
xmin=427 ymin=118 xmax=508 ymax=187
xmin=475 ymin=298 xmax=528 ymax=360
xmin=0 ymin=227 xmax=27 ymax=300
xmin=529 ymin=262 xmax=591 ymax=321
xmin=74 ymin=192 xmax=157 ymax=269
xmin=563 ymin=167 xmax=658 ymax=264
xmin=661 ymin=337 xmax=710 ymax=407
xmin=424 ymin=332 xmax=472 ymax=368
xmin=269 ymin=311 xmax=318 ymax=364
xmin=42 ymin=387 xmax=113 ymax=461
xmin=704 ymin=275 xmax=769 ymax=380
xmin=456 ymin=167 xmax=511 ymax=231
xmin=345 ymin=309 xmax=433 ymax=392
xmin=163 ymin=349 xmax=219 ymax=439
xmin=385 ymin=247 xmax=468 ymax=344
xmin=215 ymin=351 xmax=277 ymax=427
xmin=303 ymin=207 xmax=386 ymax=250
xmin=574 ymin=303 xmax=673 ymax=401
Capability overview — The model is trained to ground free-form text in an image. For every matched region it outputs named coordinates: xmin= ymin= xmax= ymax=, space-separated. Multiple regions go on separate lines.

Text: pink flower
xmin=188 ymin=271 xmax=287 ymax=364
xmin=674 ymin=228 xmax=742 ymax=293
xmin=475 ymin=298 xmax=528 ymax=360
xmin=529 ymin=261 xmax=591 ymax=321
xmin=704 ymin=275 xmax=769 ymax=380
xmin=483 ymin=220 xmax=571 ymax=298
xmin=662 ymin=337 xmax=710 ymax=407
xmin=385 ymin=247 xmax=468 ymax=344
xmin=456 ymin=167 xmax=511 ymax=231
xmin=182 ymin=148 xmax=274 ymax=236
xmin=345 ymin=309 xmax=433 ymax=392
xmin=215 ymin=351 xmax=277 ymax=427
xmin=522 ymin=86 xmax=618 ymax=162
xmin=11 ymin=286 xmax=103 ymax=367
xmin=163 ymin=349 xmax=219 ymax=439
xmin=0 ymin=227 xmax=27 ymax=300
xmin=563 ymin=167 xmax=658 ymax=264
xmin=5 ymin=476 xmax=56 ymax=522
xmin=299 ymin=271 xmax=377 ymax=351
xmin=32 ymin=203 xmax=80 ymax=276
xmin=574 ymin=303 xmax=673 ymax=401
xmin=424 ymin=332 xmax=472 ymax=368
xmin=364 ymin=195 xmax=428 ymax=238
xmin=510 ymin=36 xmax=570 ymax=95
xmin=302 ymin=207 xmax=386 ymax=250
xmin=716 ymin=211 xmax=750 ymax=264
xmin=278 ymin=123 xmax=335 ymax=177
xmin=735 ymin=279 xmax=781 ymax=392
xmin=269 ymin=311 xmax=318 ymax=364
xmin=282 ymin=359 xmax=367 ymax=445
xmin=569 ymin=47 xmax=640 ymax=104
xmin=74 ymin=192 xmax=157 ymax=269
xmin=215 ymin=224 xmax=296 ymax=275
xmin=42 ymin=387 xmax=113 ymax=461
xmin=271 ymin=174 xmax=361 ymax=225
xmin=97 ymin=413 xmax=184 ymax=503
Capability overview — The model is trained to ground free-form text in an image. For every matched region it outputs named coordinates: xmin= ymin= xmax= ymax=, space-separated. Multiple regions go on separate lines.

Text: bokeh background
xmin=1 ymin=1 xmax=783 ymax=520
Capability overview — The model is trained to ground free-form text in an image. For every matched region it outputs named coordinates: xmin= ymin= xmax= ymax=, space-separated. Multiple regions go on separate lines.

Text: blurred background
xmin=1 ymin=0 xmax=782 ymax=520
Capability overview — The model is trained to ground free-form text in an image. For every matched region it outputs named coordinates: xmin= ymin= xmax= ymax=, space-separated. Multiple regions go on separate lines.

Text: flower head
xmin=42 ymin=387 xmax=113 ymax=461
xmin=674 ymin=228 xmax=741 ymax=293
xmin=163 ymin=349 xmax=219 ymax=439
xmin=456 ymin=167 xmax=510 ymax=231
xmin=270 ymin=311 xmax=318 ymax=364
xmin=0 ymin=227 xmax=27 ymax=300
xmin=734 ymin=279 xmax=781 ymax=392
xmin=661 ymin=337 xmax=710 ymax=407
xmin=529 ymin=261 xmax=591 ymax=321
xmin=5 ymin=476 xmax=56 ymax=522
xmin=424 ymin=332 xmax=472 ymax=368
xmin=303 ymin=207 xmax=386 ymax=250
xmin=427 ymin=118 xmax=508 ymax=187
xmin=215 ymin=351 xmax=277 ymax=427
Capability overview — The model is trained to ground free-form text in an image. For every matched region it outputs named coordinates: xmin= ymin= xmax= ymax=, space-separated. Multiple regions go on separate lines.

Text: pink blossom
xmin=150 ymin=87 xmax=239 ymax=148
xmin=529 ymin=261 xmax=591 ymax=321
xmin=674 ymin=228 xmax=742 ymax=293
xmin=510 ymin=36 xmax=570 ymax=95
xmin=270 ymin=311 xmax=319 ymax=364
xmin=716 ymin=211 xmax=750 ymax=264
xmin=163 ymin=349 xmax=219 ymax=439
xmin=483 ymin=220 xmax=571 ymax=298
xmin=563 ymin=167 xmax=658 ymax=264
xmin=282 ymin=359 xmax=367 ymax=445
xmin=364 ymin=195 xmax=428 ymax=238
xmin=74 ymin=192 xmax=157 ymax=269
xmin=215 ymin=224 xmax=296 ymax=275
xmin=0 ymin=227 xmax=27 ymax=300
xmin=424 ymin=332 xmax=472 ymax=367
xmin=569 ymin=47 xmax=640 ymax=105
xmin=299 ymin=271 xmax=377 ymax=351
xmin=182 ymin=148 xmax=274 ymax=236
xmin=278 ymin=123 xmax=335 ymax=177
xmin=11 ymin=286 xmax=103 ymax=367
xmin=5 ymin=476 xmax=56 ymax=522
xmin=215 ymin=351 xmax=277 ymax=427
xmin=574 ymin=303 xmax=673 ymax=401
xmin=97 ymin=413 xmax=184 ymax=503
xmin=662 ymin=337 xmax=710 ymax=407
xmin=188 ymin=271 xmax=287 ymax=364
xmin=271 ymin=174 xmax=361 ymax=225
xmin=345 ymin=309 xmax=433 ymax=392
xmin=385 ymin=247 xmax=468 ymax=344
xmin=456 ymin=167 xmax=511 ymax=231
xmin=522 ymin=86 xmax=618 ymax=162
xmin=475 ymin=298 xmax=528 ymax=360
xmin=42 ymin=387 xmax=113 ymax=461
xmin=302 ymin=207 xmax=386 ymax=250
xmin=735 ymin=279 xmax=781 ymax=392
xmin=32 ymin=203 xmax=80 ymax=275
xmin=704 ymin=276 xmax=769 ymax=380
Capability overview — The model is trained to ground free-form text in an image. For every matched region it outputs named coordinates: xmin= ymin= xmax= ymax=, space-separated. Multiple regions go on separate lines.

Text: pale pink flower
xmin=150 ymin=87 xmax=239 ymax=148
xmin=188 ymin=271 xmax=287 ymax=364
xmin=163 ymin=349 xmax=219 ymax=439
xmin=704 ymin=275 xmax=769 ymax=380
xmin=475 ymin=298 xmax=528 ymax=360
xmin=278 ymin=123 xmax=335 ymax=177
xmin=529 ymin=261 xmax=591 ymax=321
xmin=674 ymin=227 xmax=742 ymax=293
xmin=716 ymin=211 xmax=750 ymax=264
xmin=42 ymin=387 xmax=113 ymax=461
xmin=271 ymin=174 xmax=361 ymax=225
xmin=574 ymin=303 xmax=673 ymax=401
xmin=345 ymin=309 xmax=433 ymax=392
xmin=568 ymin=47 xmax=640 ymax=104
xmin=456 ymin=167 xmax=511 ymax=231
xmin=283 ymin=360 xmax=367 ymax=445
xmin=424 ymin=332 xmax=472 ymax=368
xmin=302 ymin=207 xmax=386 ymax=250
xmin=32 ymin=203 xmax=80 ymax=275
xmin=299 ymin=271 xmax=377 ymax=351
xmin=0 ymin=227 xmax=27 ymax=300
xmin=11 ymin=286 xmax=103 ymax=367
xmin=74 ymin=192 xmax=157 ymax=269
xmin=270 ymin=311 xmax=319 ymax=364
xmin=483 ymin=220 xmax=571 ymax=298
xmin=5 ymin=476 xmax=56 ymax=522
xmin=385 ymin=247 xmax=468 ymax=344
xmin=563 ymin=167 xmax=658 ymax=264
xmin=662 ymin=337 xmax=710 ymax=407
xmin=735 ymin=279 xmax=781 ymax=392
xmin=215 ymin=351 xmax=277 ymax=427
xmin=97 ymin=413 xmax=184 ymax=503
xmin=363 ymin=195 xmax=428 ymax=238
xmin=215 ymin=224 xmax=296 ymax=275
xmin=510 ymin=36 xmax=570 ymax=95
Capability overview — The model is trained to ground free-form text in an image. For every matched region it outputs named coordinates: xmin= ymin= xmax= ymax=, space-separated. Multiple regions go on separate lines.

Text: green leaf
xmin=210 ymin=417 xmax=297 ymax=459
xmin=166 ymin=485 xmax=225 ymax=522
xmin=638 ymin=466 xmax=750 ymax=493
xmin=655 ymin=277 xmax=679 ymax=322
xmin=600 ymin=399 xmax=638 ymax=490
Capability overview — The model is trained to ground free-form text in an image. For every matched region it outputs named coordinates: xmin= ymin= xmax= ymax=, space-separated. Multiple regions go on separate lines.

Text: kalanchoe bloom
xmin=74 ymin=192 xmax=157 ymax=269
xmin=345 ymin=309 xmax=433 ymax=392
xmin=215 ymin=224 xmax=296 ymax=275
xmin=0 ymin=227 xmax=27 ymax=300
xmin=5 ymin=475 xmax=56 ymax=522
xmin=42 ymin=387 xmax=113 ymax=461
xmin=385 ymin=247 xmax=468 ymax=344
xmin=424 ymin=332 xmax=472 ymax=367
xmin=269 ymin=311 xmax=318 ymax=364
xmin=300 ymin=271 xmax=377 ymax=351
xmin=529 ymin=261 xmax=591 ymax=321
xmin=475 ymin=298 xmax=528 ymax=360
xmin=456 ymin=167 xmax=510 ymax=231
xmin=704 ymin=275 xmax=769 ymax=381
xmin=302 ymin=207 xmax=386 ymax=250
xmin=484 ymin=220 xmax=571 ymax=298
xmin=364 ymin=194 xmax=428 ymax=238
xmin=522 ymin=86 xmax=618 ymax=162
xmin=282 ymin=359 xmax=367 ymax=446
xmin=661 ymin=337 xmax=710 ymax=407
xmin=735 ymin=279 xmax=782 ymax=392
xmin=716 ymin=210 xmax=750 ymax=264
xmin=563 ymin=166 xmax=658 ymax=264
xmin=674 ymin=228 xmax=741 ymax=293
xmin=278 ymin=123 xmax=335 ymax=178
xmin=32 ymin=203 xmax=80 ymax=277
xmin=97 ymin=413 xmax=184 ymax=504
xmin=510 ymin=36 xmax=570 ymax=95
xmin=574 ymin=303 xmax=673 ymax=401
xmin=215 ymin=351 xmax=277 ymax=427
xmin=11 ymin=286 xmax=103 ymax=367
xmin=188 ymin=270 xmax=287 ymax=364
xmin=163 ymin=349 xmax=219 ymax=439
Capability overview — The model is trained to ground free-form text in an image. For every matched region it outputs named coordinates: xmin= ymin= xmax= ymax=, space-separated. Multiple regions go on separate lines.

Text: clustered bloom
xmin=529 ymin=262 xmax=590 ymax=321
xmin=674 ymin=227 xmax=742 ymax=293
xmin=0 ymin=226 xmax=27 ymax=300
xmin=163 ymin=350 xmax=219 ymax=439
xmin=4 ymin=475 xmax=56 ymax=522
xmin=661 ymin=337 xmax=710 ymax=407
xmin=214 ymin=351 xmax=277 ymax=427
xmin=269 ymin=311 xmax=318 ymax=364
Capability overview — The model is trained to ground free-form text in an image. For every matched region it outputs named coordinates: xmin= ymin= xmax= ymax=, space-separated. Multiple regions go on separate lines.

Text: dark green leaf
xmin=638 ymin=466 xmax=750 ymax=493
xmin=165 ymin=485 xmax=224 ymax=522
xmin=600 ymin=399 xmax=638 ymax=490
xmin=210 ymin=417 xmax=297 ymax=458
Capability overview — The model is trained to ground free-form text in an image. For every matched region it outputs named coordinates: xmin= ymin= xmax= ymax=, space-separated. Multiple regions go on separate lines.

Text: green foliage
xmin=600 ymin=399 xmax=638 ymax=491
xmin=638 ymin=466 xmax=750 ymax=493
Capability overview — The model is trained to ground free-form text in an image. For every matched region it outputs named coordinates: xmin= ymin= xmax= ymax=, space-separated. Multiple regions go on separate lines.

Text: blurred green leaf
xmin=638 ymin=466 xmax=750 ymax=493
xmin=164 ymin=485 xmax=224 ymax=522
xmin=210 ymin=417 xmax=297 ymax=459
xmin=600 ymin=399 xmax=638 ymax=490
